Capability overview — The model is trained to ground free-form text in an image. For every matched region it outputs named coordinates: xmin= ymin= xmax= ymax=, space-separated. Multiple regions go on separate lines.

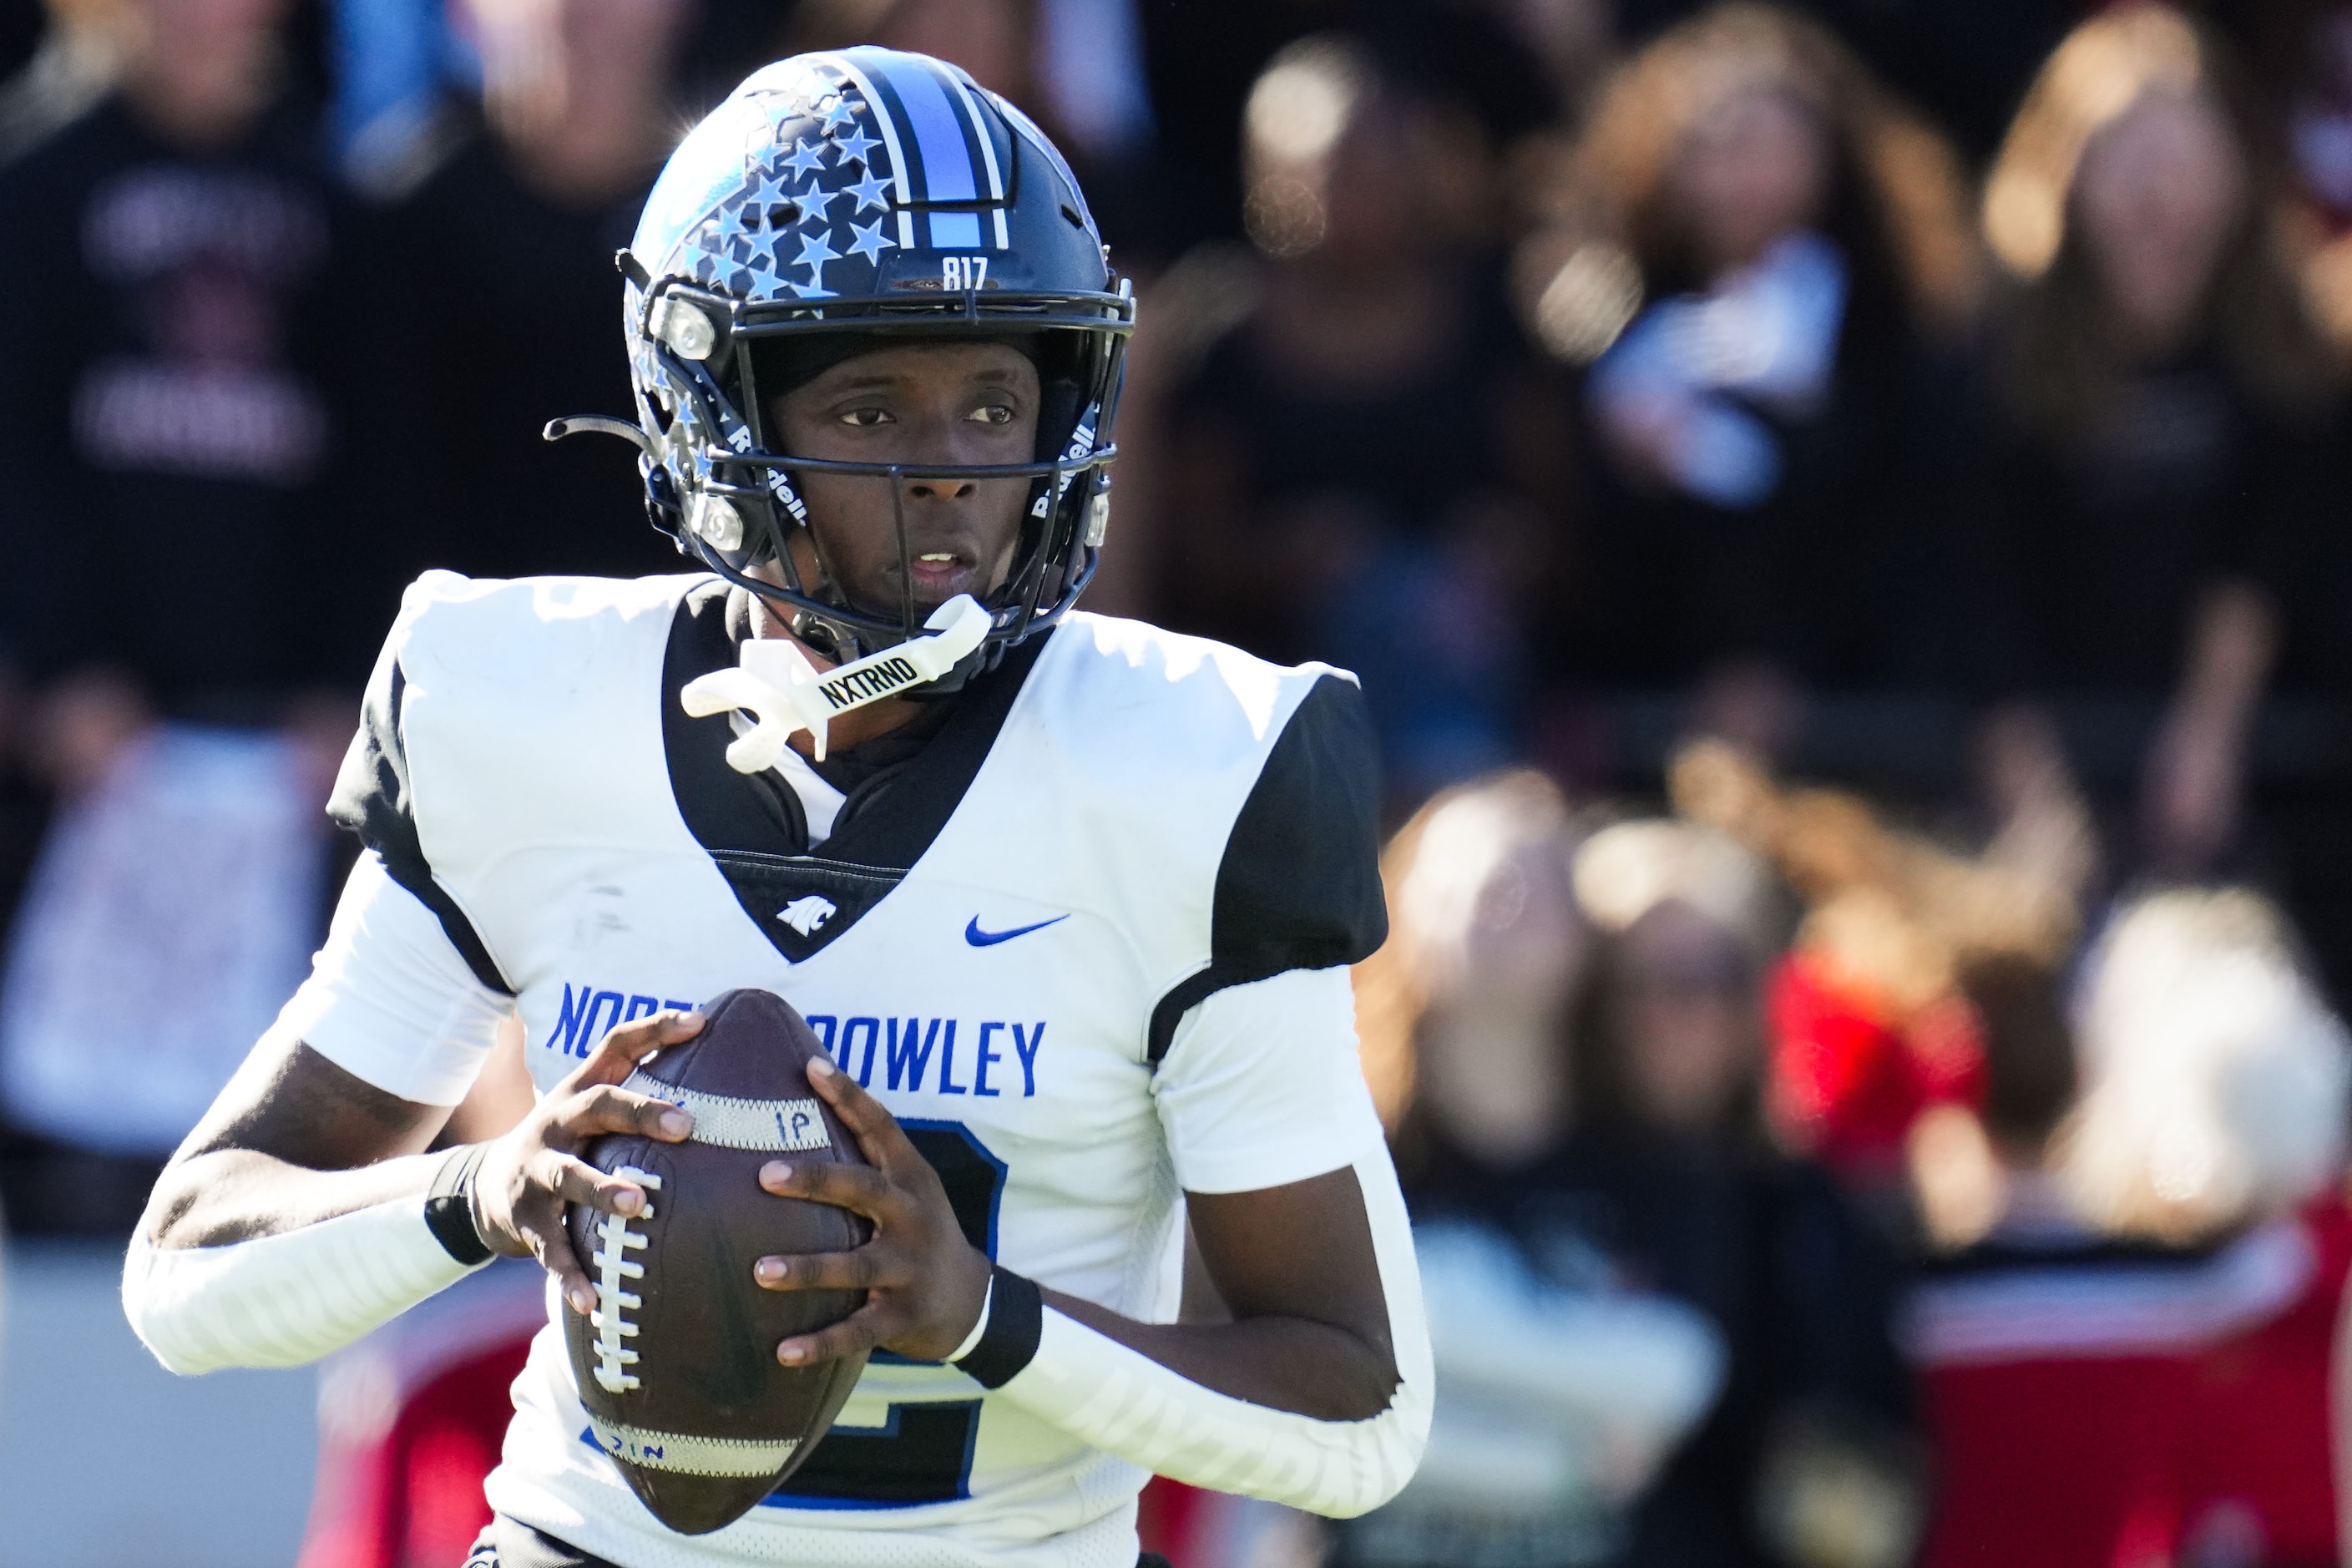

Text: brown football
xmin=564 ymin=987 xmax=871 ymax=1534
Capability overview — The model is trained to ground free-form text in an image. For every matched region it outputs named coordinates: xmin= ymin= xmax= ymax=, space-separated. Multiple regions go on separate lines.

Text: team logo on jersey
xmin=711 ymin=853 xmax=901 ymax=964
xmin=778 ymin=895 xmax=837 ymax=935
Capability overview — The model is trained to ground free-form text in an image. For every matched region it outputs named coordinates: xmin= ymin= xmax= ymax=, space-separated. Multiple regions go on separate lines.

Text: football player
xmin=121 ymin=45 xmax=1429 ymax=1568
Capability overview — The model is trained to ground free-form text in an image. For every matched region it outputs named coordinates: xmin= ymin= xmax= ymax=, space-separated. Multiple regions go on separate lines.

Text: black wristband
xmin=425 ymin=1144 xmax=496 ymax=1266
xmin=952 ymin=1264 xmax=1043 ymax=1389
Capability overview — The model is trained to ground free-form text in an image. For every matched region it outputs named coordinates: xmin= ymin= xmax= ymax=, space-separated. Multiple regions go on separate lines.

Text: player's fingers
xmin=533 ymin=1149 xmax=652 ymax=1218
xmin=757 ymin=1157 xmax=899 ymax=1222
xmin=509 ymin=1192 xmax=581 ymax=1293
xmin=548 ymin=1083 xmax=693 ymax=1146
xmin=568 ymin=1008 xmax=704 ymax=1090
xmin=532 ymin=1224 xmax=599 ymax=1317
xmin=804 ymin=1057 xmax=927 ymax=1178
xmin=751 ymin=1245 xmax=892 ymax=1293
xmin=776 ymin=1303 xmax=888 ymax=1368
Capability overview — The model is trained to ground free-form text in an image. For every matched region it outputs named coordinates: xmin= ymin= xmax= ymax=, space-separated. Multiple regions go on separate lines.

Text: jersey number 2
xmin=764 ymin=1121 xmax=1007 ymax=1510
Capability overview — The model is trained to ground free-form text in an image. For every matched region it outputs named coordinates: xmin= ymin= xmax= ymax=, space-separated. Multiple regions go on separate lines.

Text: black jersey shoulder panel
xmin=1146 ymin=671 xmax=1388 ymax=1065
xmin=326 ymin=635 xmax=516 ymax=995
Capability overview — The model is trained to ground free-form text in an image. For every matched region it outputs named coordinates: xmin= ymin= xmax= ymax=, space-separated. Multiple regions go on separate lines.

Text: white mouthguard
xmin=680 ymin=594 xmax=991 ymax=768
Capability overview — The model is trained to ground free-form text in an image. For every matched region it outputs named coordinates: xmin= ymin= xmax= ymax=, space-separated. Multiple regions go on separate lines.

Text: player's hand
xmin=473 ymin=1009 xmax=706 ymax=1315
xmin=751 ymin=1056 xmax=994 ymax=1366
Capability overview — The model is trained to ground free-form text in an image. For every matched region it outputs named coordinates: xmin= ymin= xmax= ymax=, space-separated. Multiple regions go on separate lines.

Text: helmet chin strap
xmin=679 ymin=593 xmax=991 ymax=768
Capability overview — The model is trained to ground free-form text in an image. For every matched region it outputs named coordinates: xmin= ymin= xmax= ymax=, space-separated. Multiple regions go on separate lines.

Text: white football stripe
xmin=623 ymin=1070 xmax=835 ymax=1153
xmin=1902 ymin=1219 xmax=2315 ymax=1365
xmin=589 ymin=1415 xmax=799 ymax=1478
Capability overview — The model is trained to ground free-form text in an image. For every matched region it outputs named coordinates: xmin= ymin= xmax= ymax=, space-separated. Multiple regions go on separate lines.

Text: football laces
xmin=589 ymin=1167 xmax=663 ymax=1393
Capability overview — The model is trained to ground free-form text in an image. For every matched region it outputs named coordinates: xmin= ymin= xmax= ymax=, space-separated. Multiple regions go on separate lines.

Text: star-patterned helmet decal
xmin=792 ymin=224 xmax=842 ymax=295
xmin=847 ymin=216 xmax=895 ymax=265
xmin=846 ymin=168 xmax=891 ymax=216
xmin=746 ymin=217 xmax=786 ymax=273
xmin=615 ymin=47 xmax=1125 ymax=670
xmin=655 ymin=71 xmax=928 ymax=305
xmin=782 ymin=136 xmax=828 ymax=180
xmin=738 ymin=169 xmax=795 ymax=225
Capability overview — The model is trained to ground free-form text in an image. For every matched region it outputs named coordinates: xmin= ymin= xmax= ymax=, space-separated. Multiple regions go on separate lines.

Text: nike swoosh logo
xmin=964 ymin=914 xmax=1070 ymax=947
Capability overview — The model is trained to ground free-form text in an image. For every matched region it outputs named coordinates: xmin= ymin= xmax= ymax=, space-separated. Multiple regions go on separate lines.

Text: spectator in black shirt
xmin=0 ymin=0 xmax=367 ymax=1231
xmin=1525 ymin=5 xmax=1976 ymax=753
xmin=1950 ymin=4 xmax=2347 ymax=874
xmin=356 ymin=0 xmax=698 ymax=585
xmin=0 ymin=0 xmax=362 ymax=716
xmin=1150 ymin=36 xmax=1571 ymax=804
xmin=1351 ymin=774 xmax=1918 ymax=1568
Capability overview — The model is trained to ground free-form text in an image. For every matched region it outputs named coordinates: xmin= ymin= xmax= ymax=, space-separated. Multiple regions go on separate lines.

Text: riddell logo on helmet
xmin=767 ymin=472 xmax=810 ymax=525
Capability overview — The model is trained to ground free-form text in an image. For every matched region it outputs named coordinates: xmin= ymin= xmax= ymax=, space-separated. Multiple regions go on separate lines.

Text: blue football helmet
xmin=555 ymin=48 xmax=1135 ymax=670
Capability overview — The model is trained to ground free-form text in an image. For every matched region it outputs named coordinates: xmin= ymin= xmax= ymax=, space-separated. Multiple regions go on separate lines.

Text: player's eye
xmin=837 ymin=407 xmax=893 ymax=428
xmin=968 ymin=403 xmax=1015 ymax=426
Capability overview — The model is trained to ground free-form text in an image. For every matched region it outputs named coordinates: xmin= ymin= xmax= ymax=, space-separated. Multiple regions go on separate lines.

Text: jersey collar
xmin=660 ymin=578 xmax=1050 ymax=963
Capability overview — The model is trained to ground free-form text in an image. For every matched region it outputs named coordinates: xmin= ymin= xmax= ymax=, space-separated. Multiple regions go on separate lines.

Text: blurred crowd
xmin=5 ymin=0 xmax=2352 ymax=1565
xmin=1352 ymin=752 xmax=2352 ymax=1568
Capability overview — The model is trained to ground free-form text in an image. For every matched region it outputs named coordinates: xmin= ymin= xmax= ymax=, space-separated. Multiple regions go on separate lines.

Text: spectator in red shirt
xmin=2066 ymin=889 xmax=2352 ymax=1568
xmin=1908 ymin=889 xmax=2351 ymax=1568
xmin=1663 ymin=738 xmax=2086 ymax=1204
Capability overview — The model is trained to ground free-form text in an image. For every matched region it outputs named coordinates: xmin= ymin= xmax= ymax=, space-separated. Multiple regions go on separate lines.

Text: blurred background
xmin=5 ymin=0 xmax=2352 ymax=1565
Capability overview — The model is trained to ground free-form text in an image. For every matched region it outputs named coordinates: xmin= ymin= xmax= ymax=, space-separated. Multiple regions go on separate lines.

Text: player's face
xmin=769 ymin=341 xmax=1040 ymax=615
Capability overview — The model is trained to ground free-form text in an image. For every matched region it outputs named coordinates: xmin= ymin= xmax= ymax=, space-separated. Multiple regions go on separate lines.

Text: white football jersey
xmin=280 ymin=572 xmax=1393 ymax=1568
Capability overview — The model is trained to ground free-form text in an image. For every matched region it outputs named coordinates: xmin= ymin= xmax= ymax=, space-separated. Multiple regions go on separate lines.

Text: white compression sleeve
xmin=123 ymin=1196 xmax=488 ymax=1376
xmin=989 ymin=1146 xmax=1432 ymax=1519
